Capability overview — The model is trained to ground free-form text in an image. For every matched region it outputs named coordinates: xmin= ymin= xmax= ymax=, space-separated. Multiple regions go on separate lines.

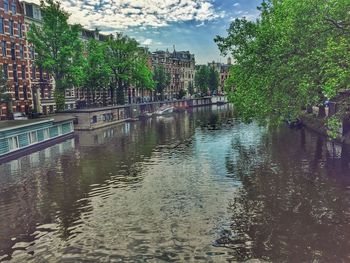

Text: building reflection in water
xmin=218 ymin=126 xmax=350 ymax=262
xmin=4 ymin=104 xmax=349 ymax=262
xmin=0 ymin=107 xmax=221 ymax=260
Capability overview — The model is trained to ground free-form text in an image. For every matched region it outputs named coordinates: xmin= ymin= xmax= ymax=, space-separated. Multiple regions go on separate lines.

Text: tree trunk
xmin=55 ymin=89 xmax=65 ymax=112
xmin=109 ymin=83 xmax=116 ymax=105
xmin=318 ymin=105 xmax=326 ymax=118
xmin=6 ymin=100 xmax=13 ymax=119
xmin=116 ymin=79 xmax=124 ymax=105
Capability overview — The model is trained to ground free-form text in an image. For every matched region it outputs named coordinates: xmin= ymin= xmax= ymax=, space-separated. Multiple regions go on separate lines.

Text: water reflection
xmin=218 ymin=126 xmax=350 ymax=262
xmin=1 ymin=105 xmax=350 ymax=262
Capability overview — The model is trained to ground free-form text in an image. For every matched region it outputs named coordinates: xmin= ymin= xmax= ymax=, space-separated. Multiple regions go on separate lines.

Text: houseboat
xmin=0 ymin=115 xmax=75 ymax=163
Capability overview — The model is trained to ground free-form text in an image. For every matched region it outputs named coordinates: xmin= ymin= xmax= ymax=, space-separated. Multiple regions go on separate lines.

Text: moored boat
xmin=154 ymin=106 xmax=174 ymax=116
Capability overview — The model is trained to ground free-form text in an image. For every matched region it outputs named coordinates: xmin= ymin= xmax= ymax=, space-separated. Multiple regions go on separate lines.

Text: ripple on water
xmin=2 ymin=107 xmax=350 ymax=262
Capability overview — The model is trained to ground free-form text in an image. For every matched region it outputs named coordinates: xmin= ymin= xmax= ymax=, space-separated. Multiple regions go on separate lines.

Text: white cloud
xmin=233 ymin=3 xmax=240 ymax=7
xmin=26 ymin=0 xmax=225 ymax=32
xmin=141 ymin=38 xmax=153 ymax=45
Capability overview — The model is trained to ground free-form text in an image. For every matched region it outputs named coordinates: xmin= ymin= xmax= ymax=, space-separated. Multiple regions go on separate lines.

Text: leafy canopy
xmin=153 ymin=65 xmax=170 ymax=98
xmin=215 ymin=0 xmax=350 ymax=122
xmin=28 ymin=0 xmax=84 ymax=110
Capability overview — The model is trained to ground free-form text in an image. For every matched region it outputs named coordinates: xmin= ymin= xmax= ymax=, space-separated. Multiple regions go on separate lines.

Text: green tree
xmin=188 ymin=81 xmax=194 ymax=96
xmin=133 ymin=54 xmax=155 ymax=102
xmin=28 ymin=0 xmax=84 ymax=111
xmin=178 ymin=89 xmax=186 ymax=99
xmin=83 ymin=39 xmax=112 ymax=106
xmin=105 ymin=33 xmax=142 ymax=105
xmin=153 ymin=65 xmax=170 ymax=101
xmin=215 ymin=0 xmax=350 ymax=124
xmin=195 ymin=66 xmax=209 ymax=95
xmin=208 ymin=66 xmax=219 ymax=95
xmin=0 ymin=66 xmax=12 ymax=117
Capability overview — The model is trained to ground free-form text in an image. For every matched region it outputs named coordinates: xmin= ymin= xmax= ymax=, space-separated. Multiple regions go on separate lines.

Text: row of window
xmin=7 ymin=129 xmax=49 ymax=152
xmin=1 ymin=41 xmax=25 ymax=60
xmin=6 ymin=123 xmax=73 ymax=153
xmin=2 ymin=0 xmax=17 ymax=14
xmin=2 ymin=63 xmax=26 ymax=81
xmin=2 ymin=62 xmax=50 ymax=84
xmin=0 ymin=18 xmax=23 ymax=37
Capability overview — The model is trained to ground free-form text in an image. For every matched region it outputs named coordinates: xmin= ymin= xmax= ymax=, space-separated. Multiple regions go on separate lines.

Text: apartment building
xmin=151 ymin=49 xmax=195 ymax=99
xmin=0 ymin=0 xmax=31 ymax=119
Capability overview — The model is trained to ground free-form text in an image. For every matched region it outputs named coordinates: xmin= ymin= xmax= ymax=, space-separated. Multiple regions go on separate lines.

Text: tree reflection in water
xmin=219 ymin=127 xmax=350 ymax=262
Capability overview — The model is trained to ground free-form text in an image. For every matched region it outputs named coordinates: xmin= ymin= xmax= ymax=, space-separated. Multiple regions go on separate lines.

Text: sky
xmin=27 ymin=0 xmax=262 ymax=64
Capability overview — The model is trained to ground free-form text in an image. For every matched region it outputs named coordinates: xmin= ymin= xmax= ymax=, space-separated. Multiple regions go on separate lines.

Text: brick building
xmin=0 ymin=0 xmax=31 ymax=119
xmin=22 ymin=1 xmax=79 ymax=114
xmin=151 ymin=49 xmax=195 ymax=99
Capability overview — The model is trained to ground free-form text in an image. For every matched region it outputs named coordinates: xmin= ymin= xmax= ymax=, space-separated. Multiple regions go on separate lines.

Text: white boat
xmin=154 ymin=106 xmax=174 ymax=116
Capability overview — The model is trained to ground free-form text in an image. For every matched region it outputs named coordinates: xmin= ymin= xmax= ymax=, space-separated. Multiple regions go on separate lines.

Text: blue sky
xmin=29 ymin=0 xmax=262 ymax=64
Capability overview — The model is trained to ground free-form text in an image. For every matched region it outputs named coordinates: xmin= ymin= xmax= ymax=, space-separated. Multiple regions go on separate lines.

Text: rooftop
xmin=0 ymin=115 xmax=76 ymax=131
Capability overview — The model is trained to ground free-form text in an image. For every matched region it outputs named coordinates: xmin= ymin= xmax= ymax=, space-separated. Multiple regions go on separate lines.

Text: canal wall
xmin=64 ymin=97 xmax=227 ymax=130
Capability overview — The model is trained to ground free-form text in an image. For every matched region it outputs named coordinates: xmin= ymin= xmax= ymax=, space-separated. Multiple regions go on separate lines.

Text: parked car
xmin=13 ymin=112 xmax=28 ymax=120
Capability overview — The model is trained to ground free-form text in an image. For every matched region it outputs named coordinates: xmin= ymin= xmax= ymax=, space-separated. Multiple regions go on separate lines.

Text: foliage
xmin=215 ymin=0 xmax=350 ymax=123
xmin=326 ymin=116 xmax=342 ymax=139
xmin=178 ymin=89 xmax=186 ymax=99
xmin=195 ymin=66 xmax=209 ymax=94
xmin=0 ymin=66 xmax=10 ymax=103
xmin=188 ymin=81 xmax=194 ymax=96
xmin=132 ymin=50 xmax=155 ymax=93
xmin=208 ymin=66 xmax=219 ymax=94
xmin=28 ymin=0 xmax=84 ymax=111
xmin=105 ymin=34 xmax=153 ymax=104
xmin=153 ymin=65 xmax=170 ymax=100
xmin=83 ymin=39 xmax=112 ymax=105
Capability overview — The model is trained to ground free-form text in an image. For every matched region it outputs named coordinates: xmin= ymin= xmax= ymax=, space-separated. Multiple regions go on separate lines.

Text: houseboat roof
xmin=0 ymin=115 xmax=76 ymax=132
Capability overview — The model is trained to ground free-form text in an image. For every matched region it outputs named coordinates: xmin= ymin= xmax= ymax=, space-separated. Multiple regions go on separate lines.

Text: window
xmin=1 ymin=41 xmax=6 ymax=56
xmin=23 ymin=85 xmax=28 ymax=99
xmin=11 ymin=43 xmax=15 ymax=60
xmin=91 ymin=116 xmax=97 ymax=124
xmin=4 ymin=0 xmax=9 ymax=13
xmin=14 ymin=84 xmax=19 ymax=100
xmin=0 ymin=18 xmax=3 ymax=34
xmin=18 ymin=23 xmax=22 ymax=38
xmin=13 ymin=64 xmax=18 ymax=83
xmin=29 ymin=46 xmax=35 ymax=59
xmin=43 ymin=129 xmax=49 ymax=140
xmin=11 ymin=2 xmax=16 ymax=14
xmin=20 ymin=44 xmax=24 ymax=59
xmin=3 ymin=64 xmax=8 ymax=79
xmin=29 ymin=131 xmax=38 ymax=144
xmin=33 ymin=7 xmax=40 ymax=19
xmin=31 ymin=64 xmax=36 ymax=79
xmin=9 ymin=20 xmax=13 ymax=36
xmin=21 ymin=65 xmax=26 ymax=79
xmin=8 ymin=137 xmax=19 ymax=151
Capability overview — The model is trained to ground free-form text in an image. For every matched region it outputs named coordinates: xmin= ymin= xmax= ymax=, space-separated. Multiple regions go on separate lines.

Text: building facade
xmin=152 ymin=49 xmax=195 ymax=99
xmin=0 ymin=0 xmax=32 ymax=119
xmin=22 ymin=1 xmax=79 ymax=114
xmin=208 ymin=57 xmax=232 ymax=94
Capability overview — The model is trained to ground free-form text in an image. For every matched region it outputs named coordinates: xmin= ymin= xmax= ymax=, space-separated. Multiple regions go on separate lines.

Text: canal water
xmin=0 ymin=105 xmax=350 ymax=262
